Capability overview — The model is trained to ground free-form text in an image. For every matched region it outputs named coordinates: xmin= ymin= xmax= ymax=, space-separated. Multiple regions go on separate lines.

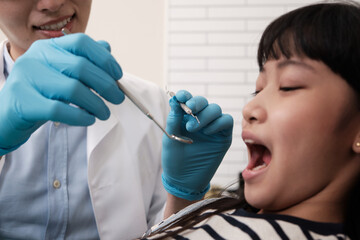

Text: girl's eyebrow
xmin=260 ymin=59 xmax=315 ymax=74
xmin=277 ymin=59 xmax=316 ymax=72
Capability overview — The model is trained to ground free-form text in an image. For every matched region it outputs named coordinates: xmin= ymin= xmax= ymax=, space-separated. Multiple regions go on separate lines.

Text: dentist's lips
xmin=242 ymin=138 xmax=272 ymax=180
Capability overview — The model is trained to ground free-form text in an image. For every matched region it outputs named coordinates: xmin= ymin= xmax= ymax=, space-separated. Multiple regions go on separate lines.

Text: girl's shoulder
xmin=181 ymin=208 xmax=348 ymax=240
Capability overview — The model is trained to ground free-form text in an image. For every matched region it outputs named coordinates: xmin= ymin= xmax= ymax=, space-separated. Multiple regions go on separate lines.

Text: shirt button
xmin=54 ymin=122 xmax=60 ymax=127
xmin=53 ymin=180 xmax=61 ymax=189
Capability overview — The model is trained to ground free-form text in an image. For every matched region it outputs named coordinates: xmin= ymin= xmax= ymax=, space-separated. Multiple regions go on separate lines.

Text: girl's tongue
xmin=249 ymin=144 xmax=271 ymax=171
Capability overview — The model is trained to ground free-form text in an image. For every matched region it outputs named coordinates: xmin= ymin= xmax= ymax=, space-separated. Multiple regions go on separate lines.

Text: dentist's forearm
xmin=164 ymin=193 xmax=199 ymax=219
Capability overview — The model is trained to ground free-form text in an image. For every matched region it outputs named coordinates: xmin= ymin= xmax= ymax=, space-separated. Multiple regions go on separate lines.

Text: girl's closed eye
xmin=279 ymin=86 xmax=303 ymax=92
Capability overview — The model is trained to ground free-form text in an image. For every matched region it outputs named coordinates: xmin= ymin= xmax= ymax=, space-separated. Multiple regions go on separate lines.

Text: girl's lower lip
xmin=36 ymin=21 xmax=73 ymax=38
xmin=242 ymin=165 xmax=268 ymax=181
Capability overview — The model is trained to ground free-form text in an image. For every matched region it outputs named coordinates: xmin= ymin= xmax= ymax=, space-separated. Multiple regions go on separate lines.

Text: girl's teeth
xmin=39 ymin=17 xmax=71 ymax=30
xmin=252 ymin=163 xmax=267 ymax=171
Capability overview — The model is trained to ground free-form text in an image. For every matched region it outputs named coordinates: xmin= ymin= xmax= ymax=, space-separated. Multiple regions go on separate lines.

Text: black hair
xmin=143 ymin=2 xmax=360 ymax=239
xmin=258 ymin=0 xmax=360 ymax=96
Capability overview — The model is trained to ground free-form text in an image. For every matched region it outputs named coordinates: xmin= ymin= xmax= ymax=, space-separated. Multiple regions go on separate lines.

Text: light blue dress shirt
xmin=0 ymin=43 xmax=100 ymax=240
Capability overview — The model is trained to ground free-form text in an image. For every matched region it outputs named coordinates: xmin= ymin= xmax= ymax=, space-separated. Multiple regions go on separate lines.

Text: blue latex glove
xmin=0 ymin=33 xmax=124 ymax=155
xmin=162 ymin=90 xmax=233 ymax=201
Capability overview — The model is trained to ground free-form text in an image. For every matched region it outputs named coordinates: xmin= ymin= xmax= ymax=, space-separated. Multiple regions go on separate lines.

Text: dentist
xmin=0 ymin=1 xmax=168 ymax=239
xmin=0 ymin=0 xmax=234 ymax=239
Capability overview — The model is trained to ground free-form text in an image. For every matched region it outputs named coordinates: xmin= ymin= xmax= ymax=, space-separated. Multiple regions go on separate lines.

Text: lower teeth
xmin=252 ymin=163 xmax=267 ymax=171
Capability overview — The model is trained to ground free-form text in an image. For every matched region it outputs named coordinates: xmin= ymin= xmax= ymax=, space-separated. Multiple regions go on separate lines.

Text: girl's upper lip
xmin=242 ymin=130 xmax=266 ymax=146
xmin=36 ymin=14 xmax=73 ymax=27
xmin=242 ymin=130 xmax=272 ymax=153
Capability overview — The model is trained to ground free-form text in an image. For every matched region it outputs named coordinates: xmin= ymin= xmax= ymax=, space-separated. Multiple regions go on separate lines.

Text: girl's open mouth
xmin=242 ymin=139 xmax=272 ymax=180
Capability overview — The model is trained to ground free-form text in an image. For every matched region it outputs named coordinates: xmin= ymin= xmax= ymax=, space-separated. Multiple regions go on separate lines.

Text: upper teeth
xmin=39 ymin=17 xmax=71 ymax=31
xmin=244 ymin=139 xmax=255 ymax=144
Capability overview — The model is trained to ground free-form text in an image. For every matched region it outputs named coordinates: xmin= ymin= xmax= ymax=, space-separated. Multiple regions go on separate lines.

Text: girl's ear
xmin=353 ymin=132 xmax=360 ymax=154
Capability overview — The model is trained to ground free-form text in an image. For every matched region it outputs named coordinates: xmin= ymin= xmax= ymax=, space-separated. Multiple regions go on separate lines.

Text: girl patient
xmin=144 ymin=1 xmax=360 ymax=239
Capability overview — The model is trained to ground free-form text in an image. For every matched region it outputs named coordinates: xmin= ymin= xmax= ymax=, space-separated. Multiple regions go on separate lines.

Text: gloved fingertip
xmin=117 ymin=93 xmax=125 ymax=104
xmin=169 ymin=96 xmax=177 ymax=105
xmin=202 ymin=114 xmax=234 ymax=135
xmin=82 ymin=116 xmax=96 ymax=126
xmin=97 ymin=106 xmax=111 ymax=121
xmin=186 ymin=119 xmax=199 ymax=132
xmin=221 ymin=114 xmax=234 ymax=129
xmin=97 ymin=40 xmax=111 ymax=52
xmin=113 ymin=64 xmax=123 ymax=80
xmin=111 ymin=88 xmax=125 ymax=104
xmin=96 ymin=40 xmax=122 ymax=80
xmin=176 ymin=90 xmax=192 ymax=103
xmin=169 ymin=97 xmax=182 ymax=113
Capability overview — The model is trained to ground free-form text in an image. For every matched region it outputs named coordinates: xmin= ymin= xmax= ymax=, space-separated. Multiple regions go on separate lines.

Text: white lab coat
xmin=0 ymin=40 xmax=169 ymax=240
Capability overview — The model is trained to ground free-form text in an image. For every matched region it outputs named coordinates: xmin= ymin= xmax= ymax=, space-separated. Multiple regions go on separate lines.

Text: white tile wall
xmin=165 ymin=0 xmax=345 ymax=189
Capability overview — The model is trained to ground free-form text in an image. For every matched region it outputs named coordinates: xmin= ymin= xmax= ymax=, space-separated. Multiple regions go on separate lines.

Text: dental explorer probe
xmin=116 ymin=82 xmax=193 ymax=144
xmin=61 ymin=27 xmax=71 ymax=35
xmin=167 ymin=91 xmax=200 ymax=124
xmin=61 ymin=28 xmax=193 ymax=144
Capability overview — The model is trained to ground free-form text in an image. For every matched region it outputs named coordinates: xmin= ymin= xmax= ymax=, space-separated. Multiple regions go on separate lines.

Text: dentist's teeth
xmin=39 ymin=17 xmax=71 ymax=31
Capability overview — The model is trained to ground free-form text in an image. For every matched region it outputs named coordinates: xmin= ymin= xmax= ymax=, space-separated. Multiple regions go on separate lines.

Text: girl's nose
xmin=242 ymin=96 xmax=267 ymax=125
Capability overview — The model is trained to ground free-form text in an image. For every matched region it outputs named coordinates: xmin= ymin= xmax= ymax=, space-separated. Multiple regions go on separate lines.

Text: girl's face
xmin=0 ymin=0 xmax=92 ymax=60
xmin=242 ymin=56 xmax=360 ymax=221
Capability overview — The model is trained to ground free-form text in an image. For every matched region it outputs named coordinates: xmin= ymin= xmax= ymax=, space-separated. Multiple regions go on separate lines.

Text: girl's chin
xmin=244 ymin=186 xmax=273 ymax=210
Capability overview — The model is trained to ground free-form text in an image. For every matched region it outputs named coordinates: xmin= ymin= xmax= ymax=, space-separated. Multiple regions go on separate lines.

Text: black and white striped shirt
xmin=144 ymin=199 xmax=348 ymax=240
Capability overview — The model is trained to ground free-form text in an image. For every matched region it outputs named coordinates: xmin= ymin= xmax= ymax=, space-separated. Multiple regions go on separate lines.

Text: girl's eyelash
xmin=279 ymin=87 xmax=302 ymax=91
xmin=251 ymin=87 xmax=302 ymax=96
xmin=251 ymin=90 xmax=260 ymax=96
